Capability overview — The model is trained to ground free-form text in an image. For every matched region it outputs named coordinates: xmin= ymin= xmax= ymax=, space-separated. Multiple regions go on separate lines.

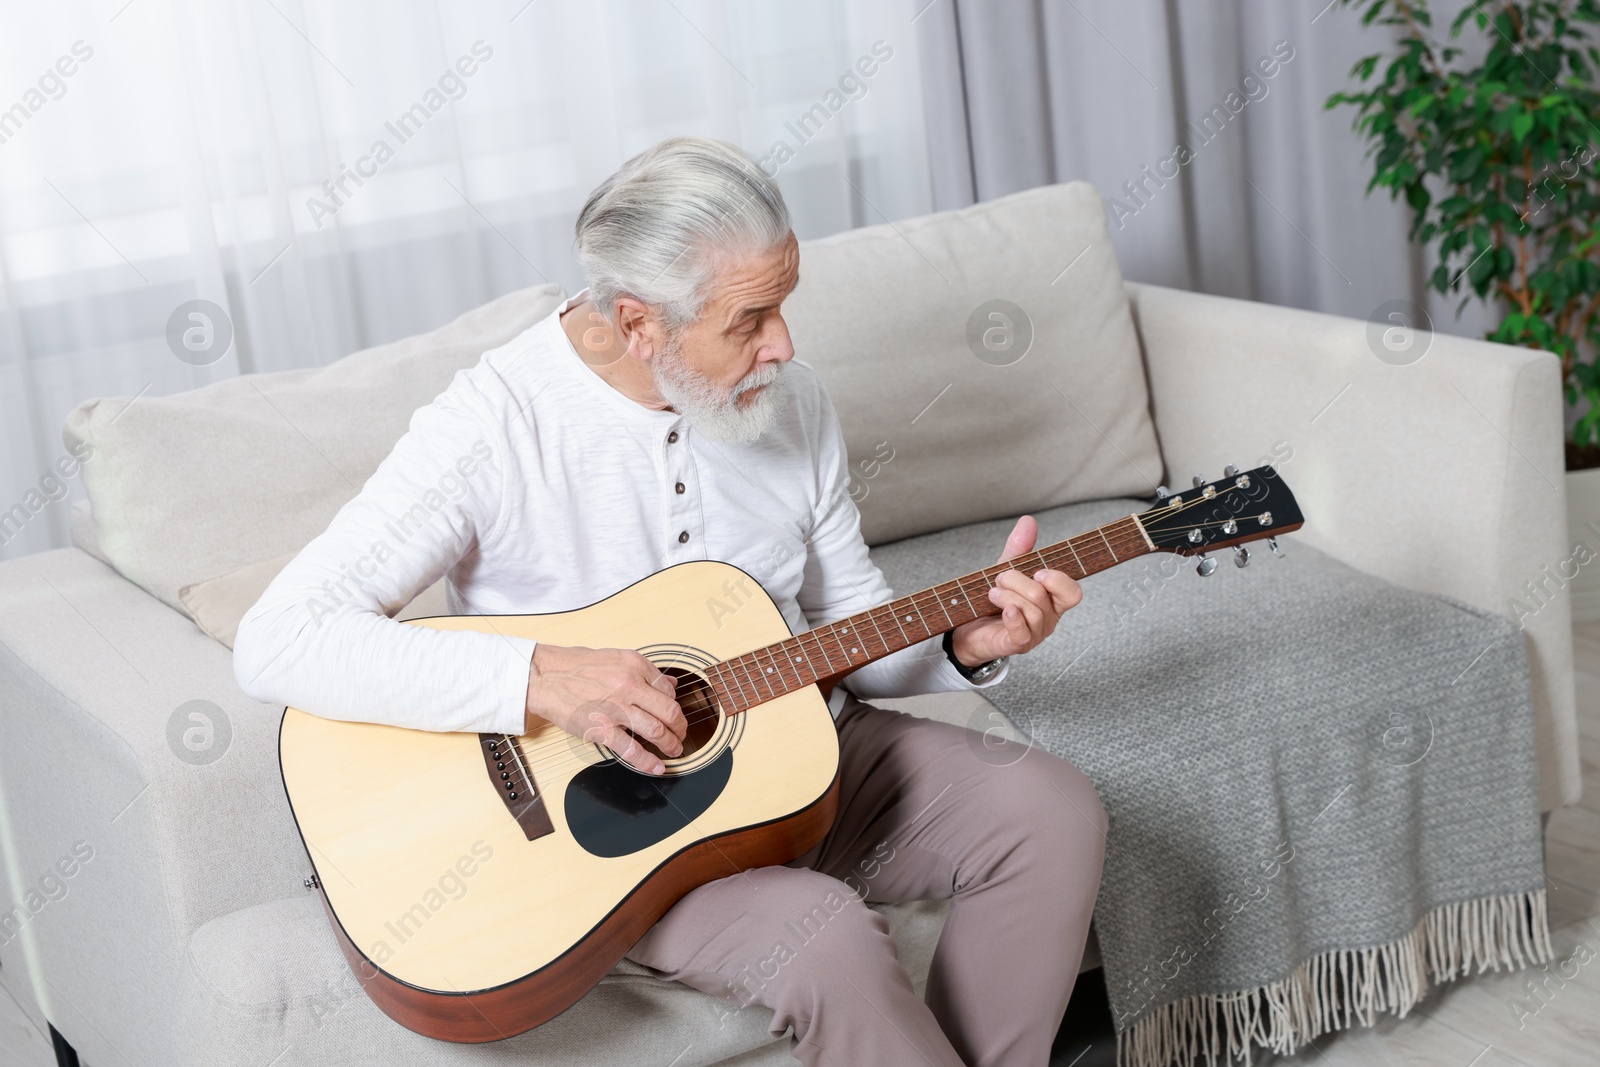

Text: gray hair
xmin=575 ymin=137 xmax=791 ymax=329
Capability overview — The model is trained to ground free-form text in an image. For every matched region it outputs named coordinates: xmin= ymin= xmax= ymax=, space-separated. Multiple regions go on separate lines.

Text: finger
xmin=997 ymin=570 xmax=1074 ymax=639
xmin=1011 ymin=595 xmax=1045 ymax=644
xmin=597 ymin=720 xmax=666 ymax=776
xmin=995 ymin=568 xmax=1052 ymax=614
xmin=626 ymin=701 xmax=687 ymax=758
xmin=627 ymin=678 xmax=688 ymax=741
xmin=576 ymin=706 xmax=655 ymax=768
xmin=1034 ymin=569 xmax=1083 ymax=611
xmin=576 ymin=700 xmax=628 ymax=747
xmin=646 ymin=666 xmax=678 ymax=699
xmin=615 ymin=700 xmax=682 ymax=756
xmin=991 ymin=584 xmax=1045 ymax=638
xmin=996 ymin=515 xmax=1039 ymax=564
xmin=1001 ymin=604 xmax=1030 ymax=651
xmin=984 ymin=595 xmax=1030 ymax=654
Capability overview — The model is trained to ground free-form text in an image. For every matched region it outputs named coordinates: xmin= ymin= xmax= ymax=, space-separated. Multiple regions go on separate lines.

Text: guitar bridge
xmin=479 ymin=734 xmax=555 ymax=841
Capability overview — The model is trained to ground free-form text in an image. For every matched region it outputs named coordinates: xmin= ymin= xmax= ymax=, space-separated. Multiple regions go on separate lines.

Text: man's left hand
xmin=949 ymin=515 xmax=1082 ymax=669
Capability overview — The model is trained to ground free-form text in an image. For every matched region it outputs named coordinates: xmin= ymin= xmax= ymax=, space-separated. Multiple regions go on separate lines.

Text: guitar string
xmin=710 ymin=521 xmax=1148 ymax=694
xmin=513 ymin=485 xmax=1260 ymax=762
xmin=497 ymin=496 xmax=1274 ymax=781
xmin=467 ymin=524 xmax=1158 ymax=783
xmin=295 ymin=528 xmax=1286 ymax=814
xmin=496 ymin=502 xmax=1273 ymax=783
xmin=518 ymin=525 xmax=1149 ymax=730
xmin=666 ymin=486 xmax=1266 ymax=725
xmin=473 ymin=495 xmax=1275 ymax=786
xmin=486 ymin=525 xmax=1160 ymax=784
xmin=339 ymin=489 xmax=1281 ymax=794
xmin=470 ymin=506 xmax=1230 ymax=790
xmin=495 ymin=527 xmax=1156 ymax=783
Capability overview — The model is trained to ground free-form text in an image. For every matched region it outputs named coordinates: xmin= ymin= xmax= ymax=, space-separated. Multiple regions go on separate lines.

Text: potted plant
xmin=1329 ymin=0 xmax=1600 ymax=620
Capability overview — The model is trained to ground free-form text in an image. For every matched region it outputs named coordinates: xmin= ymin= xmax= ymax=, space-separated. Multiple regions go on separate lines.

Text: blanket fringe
xmin=1115 ymin=888 xmax=1552 ymax=1067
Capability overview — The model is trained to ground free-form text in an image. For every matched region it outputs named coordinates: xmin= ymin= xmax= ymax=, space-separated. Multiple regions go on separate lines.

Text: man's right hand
xmin=525 ymin=644 xmax=686 ymax=776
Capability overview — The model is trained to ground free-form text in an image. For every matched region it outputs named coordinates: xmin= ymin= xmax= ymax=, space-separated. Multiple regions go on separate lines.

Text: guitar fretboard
xmin=705 ymin=514 xmax=1153 ymax=714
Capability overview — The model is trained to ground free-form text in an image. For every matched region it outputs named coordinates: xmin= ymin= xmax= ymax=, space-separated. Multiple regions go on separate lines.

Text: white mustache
xmin=735 ymin=362 xmax=784 ymax=395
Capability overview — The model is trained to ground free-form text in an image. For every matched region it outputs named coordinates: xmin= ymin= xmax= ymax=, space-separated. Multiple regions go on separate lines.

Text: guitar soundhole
xmin=631 ymin=667 xmax=720 ymax=764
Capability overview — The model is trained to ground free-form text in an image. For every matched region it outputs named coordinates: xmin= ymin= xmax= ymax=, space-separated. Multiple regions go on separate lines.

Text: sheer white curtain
xmin=0 ymin=0 xmax=933 ymax=560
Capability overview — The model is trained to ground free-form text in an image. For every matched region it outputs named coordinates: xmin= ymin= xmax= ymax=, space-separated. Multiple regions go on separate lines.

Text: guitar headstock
xmin=1135 ymin=465 xmax=1303 ymax=573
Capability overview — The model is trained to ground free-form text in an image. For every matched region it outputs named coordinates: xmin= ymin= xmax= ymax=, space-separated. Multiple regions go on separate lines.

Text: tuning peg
xmin=1154 ymin=485 xmax=1171 ymax=503
xmin=1192 ymin=475 xmax=1206 ymax=488
xmin=1267 ymin=536 xmax=1284 ymax=558
xmin=1224 ymin=464 xmax=1239 ymax=478
xmin=1196 ymin=554 xmax=1217 ymax=577
xmin=1233 ymin=545 xmax=1250 ymax=568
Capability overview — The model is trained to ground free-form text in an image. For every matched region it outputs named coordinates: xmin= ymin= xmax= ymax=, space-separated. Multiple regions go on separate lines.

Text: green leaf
xmin=1449 ymin=147 xmax=1484 ymax=181
xmin=1470 ymin=251 xmax=1498 ymax=292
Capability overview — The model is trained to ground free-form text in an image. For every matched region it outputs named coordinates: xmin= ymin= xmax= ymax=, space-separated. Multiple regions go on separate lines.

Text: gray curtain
xmin=912 ymin=0 xmax=1495 ymax=336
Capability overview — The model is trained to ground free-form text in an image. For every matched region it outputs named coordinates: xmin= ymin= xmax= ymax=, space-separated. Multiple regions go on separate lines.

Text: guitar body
xmin=279 ymin=560 xmax=841 ymax=1042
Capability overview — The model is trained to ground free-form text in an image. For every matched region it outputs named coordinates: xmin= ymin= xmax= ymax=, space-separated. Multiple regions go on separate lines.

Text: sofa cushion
xmin=787 ymin=181 xmax=1162 ymax=546
xmin=68 ymin=498 xmax=108 ymax=565
xmin=175 ymin=892 xmax=950 ymax=1067
xmin=63 ymin=284 xmax=567 ymax=613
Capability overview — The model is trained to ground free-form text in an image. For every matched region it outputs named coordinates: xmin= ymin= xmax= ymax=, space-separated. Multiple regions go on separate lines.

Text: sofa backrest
xmin=66 ymin=182 xmax=1162 ymax=617
xmin=65 ymin=285 xmax=567 ymax=614
xmin=784 ymin=181 xmax=1161 ymax=545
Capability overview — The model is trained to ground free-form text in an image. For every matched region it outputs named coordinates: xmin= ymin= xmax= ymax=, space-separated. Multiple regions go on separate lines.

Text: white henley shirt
xmin=233 ymin=290 xmax=1007 ymax=736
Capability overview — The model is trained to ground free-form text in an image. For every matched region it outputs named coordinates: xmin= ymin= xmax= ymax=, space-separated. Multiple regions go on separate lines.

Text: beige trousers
xmin=625 ymin=693 xmax=1108 ymax=1066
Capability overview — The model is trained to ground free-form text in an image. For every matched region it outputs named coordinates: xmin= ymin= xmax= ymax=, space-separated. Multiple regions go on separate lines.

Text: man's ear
xmin=614 ymin=296 xmax=660 ymax=362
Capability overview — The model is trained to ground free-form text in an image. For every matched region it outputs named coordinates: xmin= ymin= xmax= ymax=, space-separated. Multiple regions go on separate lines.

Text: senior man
xmin=235 ymin=136 xmax=1106 ymax=1067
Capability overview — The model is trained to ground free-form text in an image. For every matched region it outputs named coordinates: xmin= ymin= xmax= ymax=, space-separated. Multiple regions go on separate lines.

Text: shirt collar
xmin=549 ymin=289 xmax=686 ymax=437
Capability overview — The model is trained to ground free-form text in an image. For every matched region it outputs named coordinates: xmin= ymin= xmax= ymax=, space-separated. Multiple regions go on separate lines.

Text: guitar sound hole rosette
xmin=622 ymin=645 xmax=744 ymax=776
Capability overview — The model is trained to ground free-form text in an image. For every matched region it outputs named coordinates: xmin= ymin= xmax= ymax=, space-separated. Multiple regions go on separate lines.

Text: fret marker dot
xmin=766 ymin=667 xmax=773 ymax=674
xmin=905 ymin=615 xmax=913 ymax=622
xmin=851 ymin=647 xmax=858 ymax=654
xmin=794 ymin=656 xmax=801 ymax=663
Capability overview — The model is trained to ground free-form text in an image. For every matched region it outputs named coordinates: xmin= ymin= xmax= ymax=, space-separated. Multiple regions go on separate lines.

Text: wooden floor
xmin=4 ymin=623 xmax=1597 ymax=1067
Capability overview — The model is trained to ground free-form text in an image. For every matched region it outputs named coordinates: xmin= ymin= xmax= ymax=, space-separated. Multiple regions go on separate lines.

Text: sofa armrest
xmin=1127 ymin=281 xmax=1578 ymax=811
xmin=0 ymin=548 xmax=308 ymax=1065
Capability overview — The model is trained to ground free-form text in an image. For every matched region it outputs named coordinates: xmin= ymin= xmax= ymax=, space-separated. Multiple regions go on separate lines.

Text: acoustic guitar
xmin=279 ymin=464 xmax=1303 ymax=1040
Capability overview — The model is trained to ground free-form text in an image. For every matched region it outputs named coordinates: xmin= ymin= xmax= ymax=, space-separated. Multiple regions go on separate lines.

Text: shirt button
xmin=667 ymin=431 xmax=679 ymax=444
xmin=678 ymin=531 xmax=689 ymax=544
xmin=675 ymin=482 xmax=685 ymax=494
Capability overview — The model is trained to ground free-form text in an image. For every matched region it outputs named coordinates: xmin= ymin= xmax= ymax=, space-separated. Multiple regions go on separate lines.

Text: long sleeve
xmin=796 ymin=392 xmax=1009 ymax=702
xmin=232 ymin=370 xmax=536 ymax=735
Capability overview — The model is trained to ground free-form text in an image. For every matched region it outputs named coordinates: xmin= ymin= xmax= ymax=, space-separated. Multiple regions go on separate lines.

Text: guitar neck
xmin=708 ymin=514 xmax=1154 ymax=714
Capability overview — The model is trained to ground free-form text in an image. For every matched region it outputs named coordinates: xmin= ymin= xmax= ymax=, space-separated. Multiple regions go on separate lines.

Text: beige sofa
xmin=0 ymin=182 xmax=1576 ymax=1066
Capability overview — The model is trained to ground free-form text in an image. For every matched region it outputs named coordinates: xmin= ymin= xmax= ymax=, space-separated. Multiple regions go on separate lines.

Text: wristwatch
xmin=943 ymin=630 xmax=1006 ymax=684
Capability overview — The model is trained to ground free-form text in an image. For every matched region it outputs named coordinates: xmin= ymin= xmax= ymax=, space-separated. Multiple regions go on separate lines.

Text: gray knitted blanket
xmin=871 ymin=496 xmax=1552 ymax=1067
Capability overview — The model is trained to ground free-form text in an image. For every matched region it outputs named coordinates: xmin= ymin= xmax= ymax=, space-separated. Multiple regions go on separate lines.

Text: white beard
xmin=652 ymin=334 xmax=786 ymax=443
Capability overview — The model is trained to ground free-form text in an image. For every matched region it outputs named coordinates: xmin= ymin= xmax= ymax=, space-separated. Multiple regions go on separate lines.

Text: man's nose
xmin=760 ymin=316 xmax=796 ymax=363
